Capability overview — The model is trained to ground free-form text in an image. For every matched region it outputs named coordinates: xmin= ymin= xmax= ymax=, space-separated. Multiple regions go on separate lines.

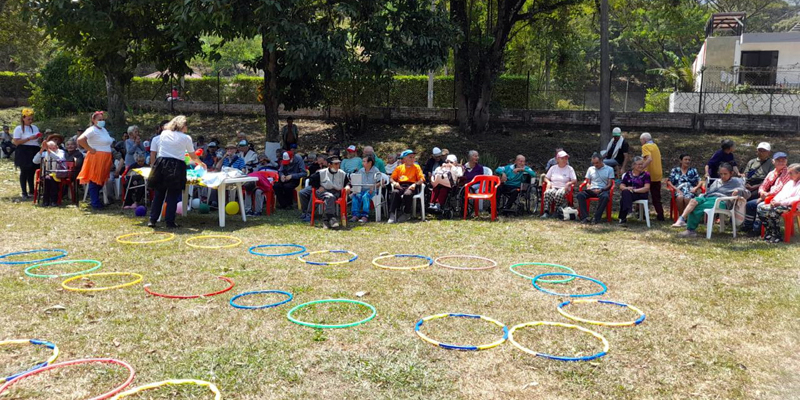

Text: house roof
xmin=706 ymin=12 xmax=747 ymax=37
xmin=741 ymin=32 xmax=800 ymax=44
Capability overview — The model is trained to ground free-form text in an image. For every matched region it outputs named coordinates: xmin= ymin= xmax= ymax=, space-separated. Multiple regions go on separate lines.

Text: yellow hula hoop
xmin=61 ymin=272 xmax=144 ymax=292
xmin=110 ymin=379 xmax=221 ymax=400
xmin=185 ymin=235 xmax=243 ymax=249
xmin=0 ymin=339 xmax=59 ymax=382
xmin=372 ymin=253 xmax=433 ymax=270
xmin=298 ymin=250 xmax=358 ymax=266
xmin=414 ymin=313 xmax=508 ymax=351
xmin=508 ymin=321 xmax=610 ymax=362
xmin=115 ymin=232 xmax=175 ymax=245
xmin=557 ymin=299 xmax=646 ymax=327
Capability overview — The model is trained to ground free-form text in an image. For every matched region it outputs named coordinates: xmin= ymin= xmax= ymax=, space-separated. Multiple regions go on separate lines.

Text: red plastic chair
xmin=760 ymin=195 xmax=800 ymax=243
xmin=668 ymin=182 xmax=705 ymax=221
xmin=578 ymin=180 xmax=615 ymax=222
xmin=249 ymin=170 xmax=278 ymax=216
xmin=539 ymin=180 xmax=574 ymax=215
xmin=310 ymin=187 xmax=349 ymax=227
xmin=463 ymin=175 xmax=501 ymax=221
xmin=33 ymin=162 xmax=78 ymax=206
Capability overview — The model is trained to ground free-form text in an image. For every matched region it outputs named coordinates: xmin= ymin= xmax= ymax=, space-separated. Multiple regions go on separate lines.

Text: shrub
xmin=641 ymin=88 xmax=671 ymax=112
xmin=0 ymin=72 xmax=32 ymax=99
xmin=28 ymin=54 xmax=105 ymax=117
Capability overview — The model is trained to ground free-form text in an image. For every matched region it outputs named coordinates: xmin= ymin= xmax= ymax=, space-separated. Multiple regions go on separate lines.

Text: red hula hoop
xmin=0 ymin=358 xmax=135 ymax=400
xmin=144 ymin=276 xmax=235 ymax=299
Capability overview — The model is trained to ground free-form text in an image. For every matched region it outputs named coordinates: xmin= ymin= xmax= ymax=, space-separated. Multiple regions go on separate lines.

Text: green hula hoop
xmin=24 ymin=260 xmax=102 ymax=279
xmin=286 ymin=299 xmax=377 ymax=329
xmin=509 ymin=262 xmax=576 ymax=284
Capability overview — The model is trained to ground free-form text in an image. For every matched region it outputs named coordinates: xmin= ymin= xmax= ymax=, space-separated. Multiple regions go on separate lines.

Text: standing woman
xmin=12 ymin=108 xmax=42 ymax=198
xmin=147 ymin=115 xmax=206 ymax=229
xmin=77 ymin=111 xmax=114 ymax=209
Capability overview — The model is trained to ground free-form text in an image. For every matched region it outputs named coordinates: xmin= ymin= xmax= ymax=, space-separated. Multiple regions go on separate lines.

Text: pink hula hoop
xmin=434 ymin=255 xmax=498 ymax=270
xmin=0 ymin=358 xmax=136 ymax=400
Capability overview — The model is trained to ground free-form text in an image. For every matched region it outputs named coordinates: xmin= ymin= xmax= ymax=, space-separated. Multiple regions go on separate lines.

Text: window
xmin=739 ymin=51 xmax=778 ymax=86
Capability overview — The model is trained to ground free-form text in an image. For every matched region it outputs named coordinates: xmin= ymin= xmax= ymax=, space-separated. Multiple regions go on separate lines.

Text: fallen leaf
xmin=355 ymin=291 xmax=369 ymax=297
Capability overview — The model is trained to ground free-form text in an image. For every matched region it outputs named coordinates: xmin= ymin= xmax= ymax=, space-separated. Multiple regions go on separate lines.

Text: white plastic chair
xmin=411 ymin=183 xmax=426 ymax=221
xmin=704 ymin=196 xmax=739 ymax=239
xmin=371 ymin=174 xmax=390 ymax=222
xmin=632 ymin=199 xmax=651 ymax=228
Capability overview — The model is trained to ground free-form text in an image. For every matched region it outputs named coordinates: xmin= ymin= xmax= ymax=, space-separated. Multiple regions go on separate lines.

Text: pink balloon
xmin=176 ymin=202 xmax=183 ymax=216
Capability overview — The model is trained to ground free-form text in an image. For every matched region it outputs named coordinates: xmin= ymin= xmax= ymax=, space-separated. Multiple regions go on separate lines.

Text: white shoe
xmin=671 ymin=218 xmax=686 ymax=228
xmin=387 ymin=213 xmax=396 ymax=224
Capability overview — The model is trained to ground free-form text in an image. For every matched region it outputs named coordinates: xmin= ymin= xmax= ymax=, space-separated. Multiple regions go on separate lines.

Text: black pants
xmin=150 ymin=187 xmax=181 ymax=225
xmin=390 ymin=183 xmax=417 ymax=215
xmin=1 ymin=141 xmax=14 ymax=158
xmin=650 ymin=181 xmax=665 ymax=221
xmin=274 ymin=179 xmax=300 ymax=209
xmin=124 ymin=176 xmax=145 ymax=206
xmin=43 ymin=177 xmax=60 ymax=205
xmin=576 ymin=189 xmax=610 ymax=221
xmin=498 ymin=184 xmax=519 ymax=209
xmin=19 ymin=166 xmax=37 ymax=196
xmin=618 ymin=190 xmax=649 ymax=221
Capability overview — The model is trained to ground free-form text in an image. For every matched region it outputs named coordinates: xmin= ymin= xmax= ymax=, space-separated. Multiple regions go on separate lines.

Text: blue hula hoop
xmin=1 ymin=339 xmax=58 ymax=382
xmin=229 ymin=290 xmax=293 ymax=310
xmin=298 ymin=250 xmax=358 ymax=266
xmin=0 ymin=249 xmax=67 ymax=265
xmin=532 ymin=273 xmax=607 ymax=297
xmin=249 ymin=244 xmax=307 ymax=257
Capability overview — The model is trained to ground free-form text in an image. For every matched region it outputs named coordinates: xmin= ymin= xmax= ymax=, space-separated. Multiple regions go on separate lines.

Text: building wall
xmin=739 ymin=33 xmax=800 ymax=84
xmin=697 ymin=37 xmax=739 ymax=90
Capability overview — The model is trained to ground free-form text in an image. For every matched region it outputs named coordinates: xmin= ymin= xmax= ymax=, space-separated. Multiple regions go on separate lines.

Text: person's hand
xmin=514 ymin=167 xmax=524 ymax=173
xmin=135 ymin=137 xmax=141 ymax=145
xmin=404 ymin=189 xmax=413 ymax=196
xmin=316 ymin=187 xmax=325 ymax=195
xmin=88 ymin=148 xmax=96 ymax=154
xmin=197 ymin=161 xmax=207 ymax=170
xmin=731 ymin=190 xmax=739 ymax=197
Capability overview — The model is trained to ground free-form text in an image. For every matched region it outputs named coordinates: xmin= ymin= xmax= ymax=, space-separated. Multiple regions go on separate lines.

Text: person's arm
xmin=77 ymin=132 xmax=95 ymax=154
xmin=642 ymin=155 xmax=652 ymax=169
xmin=12 ymin=127 xmax=40 ymax=145
xmin=33 ymin=145 xmax=45 ymax=164
xmin=125 ymin=139 xmax=136 ymax=155
xmin=619 ymin=174 xmax=629 ymax=191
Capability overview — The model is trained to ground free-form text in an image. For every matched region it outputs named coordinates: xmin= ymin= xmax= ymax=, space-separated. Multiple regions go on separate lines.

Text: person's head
xmin=788 ymin=163 xmax=800 ymax=181
xmin=387 ymin=153 xmax=397 ymax=164
xmin=756 ymin=142 xmax=771 ymax=160
xmin=66 ymin=139 xmax=77 ymax=152
xmin=612 ymin=127 xmax=622 ymax=139
xmin=2 ymin=125 xmax=8 ymax=133
xmin=238 ymin=140 xmax=249 ymax=153
xmin=127 ymin=125 xmax=140 ymax=138
xmin=401 ymin=149 xmax=416 ymax=165
xmin=157 ymin=119 xmax=169 ymax=133
xmin=639 ymin=132 xmax=652 ymax=145
xmin=773 ymin=152 xmax=788 ymax=171
xmin=45 ymin=133 xmax=64 ymax=147
xmin=556 ymin=150 xmax=569 ymax=167
xmin=21 ymin=108 xmax=34 ymax=127
xmin=236 ymin=131 xmax=246 ymax=140
xmin=718 ymin=162 xmax=734 ymax=182
xmin=721 ymin=139 xmax=735 ymax=154
xmin=281 ymin=151 xmax=292 ymax=166
xmin=226 ymin=143 xmax=237 ymax=156
xmin=363 ymin=154 xmax=375 ymax=169
xmin=207 ymin=142 xmax=218 ymax=154
xmin=134 ymin=152 xmax=146 ymax=166
xmin=258 ymin=154 xmax=269 ymax=165
xmin=468 ymin=150 xmax=479 ymax=164
xmin=432 ymin=147 xmax=443 ymax=160
xmin=363 ymin=146 xmax=375 ymax=157
xmin=316 ymin=155 xmax=328 ymax=167
xmin=196 ymin=135 xmax=205 ymax=144
xmin=632 ymin=156 xmax=645 ymax=173
xmin=164 ymin=115 xmax=188 ymax=133
xmin=554 ymin=147 xmax=564 ymax=158
xmin=514 ymin=155 xmax=526 ymax=168
xmin=328 ymin=156 xmax=341 ymax=172
xmin=679 ymin=154 xmax=692 ymax=168
xmin=346 ymin=145 xmax=357 ymax=158
xmin=591 ymin=152 xmax=604 ymax=168
xmin=90 ymin=111 xmax=105 ymax=128
xmin=45 ymin=140 xmax=58 ymax=152
xmin=445 ymin=154 xmax=457 ymax=165
xmin=286 ymin=117 xmax=294 ymax=126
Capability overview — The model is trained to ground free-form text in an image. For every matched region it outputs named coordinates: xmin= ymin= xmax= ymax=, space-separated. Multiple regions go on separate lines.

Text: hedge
xmin=0 ymin=72 xmax=34 ymax=99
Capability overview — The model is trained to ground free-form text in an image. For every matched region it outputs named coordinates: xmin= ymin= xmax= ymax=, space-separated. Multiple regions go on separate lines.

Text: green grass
xmin=1 ymin=111 xmax=799 ymax=399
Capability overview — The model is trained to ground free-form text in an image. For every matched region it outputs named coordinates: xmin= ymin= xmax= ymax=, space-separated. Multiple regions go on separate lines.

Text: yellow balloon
xmin=225 ymin=201 xmax=239 ymax=215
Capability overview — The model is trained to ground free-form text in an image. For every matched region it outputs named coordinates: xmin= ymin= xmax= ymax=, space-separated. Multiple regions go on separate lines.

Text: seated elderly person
xmin=63 ymin=138 xmax=85 ymax=180
xmin=350 ymin=155 xmax=382 ymax=223
xmin=307 ymin=155 xmax=349 ymax=228
xmin=617 ymin=156 xmax=651 ymax=225
xmin=541 ymin=150 xmax=576 ymax=218
xmin=342 ymin=145 xmax=363 ymax=174
xmin=32 ymin=140 xmax=66 ymax=207
xmin=388 ymin=149 xmax=425 ymax=224
xmin=461 ymin=150 xmax=484 ymax=187
xmin=757 ymin=163 xmax=800 ymax=243
xmin=576 ymin=153 xmax=615 ymax=224
xmin=274 ymin=150 xmax=307 ymax=209
xmin=385 ymin=153 xmax=400 ymax=174
xmin=742 ymin=152 xmax=789 ymax=233
xmin=429 ymin=154 xmax=463 ymax=211
xmin=674 ymin=163 xmax=745 ymax=237
xmin=201 ymin=141 xmax=219 ymax=170
xmin=122 ymin=152 xmax=148 ymax=209
xmin=495 ymin=155 xmax=536 ymax=212
xmin=423 ymin=147 xmax=446 ymax=179
xmin=666 ymin=154 xmax=702 ymax=217
xmin=742 ymin=142 xmax=774 ymax=200
xmin=215 ymin=143 xmax=246 ymax=172
xmin=238 ymin=140 xmax=258 ymax=173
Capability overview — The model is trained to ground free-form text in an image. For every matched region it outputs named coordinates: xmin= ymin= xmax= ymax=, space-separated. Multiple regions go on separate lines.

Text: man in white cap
xmin=602 ymin=127 xmax=629 ymax=175
xmin=341 ymin=145 xmax=363 ymax=174
xmin=423 ymin=147 xmax=445 ymax=179
xmin=238 ymin=140 xmax=258 ymax=173
xmin=742 ymin=142 xmax=774 ymax=200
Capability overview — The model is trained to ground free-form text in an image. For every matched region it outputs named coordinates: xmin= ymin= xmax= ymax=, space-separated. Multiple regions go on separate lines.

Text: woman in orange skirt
xmin=77 ymin=111 xmax=114 ymax=209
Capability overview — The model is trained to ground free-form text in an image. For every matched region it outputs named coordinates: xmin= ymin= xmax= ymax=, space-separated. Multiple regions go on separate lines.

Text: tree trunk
xmin=103 ymin=70 xmax=126 ymax=132
xmin=598 ymin=0 xmax=612 ymax=149
xmin=262 ymin=35 xmax=280 ymax=143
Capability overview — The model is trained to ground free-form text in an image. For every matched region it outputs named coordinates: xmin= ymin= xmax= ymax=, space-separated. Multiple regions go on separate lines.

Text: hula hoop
xmin=434 ymin=255 xmax=498 ymax=271
xmin=558 ymin=299 xmax=646 ymax=327
xmin=185 ymin=235 xmax=242 ymax=249
xmin=144 ymin=276 xmax=235 ymax=299
xmin=0 ymin=358 xmax=136 ymax=399
xmin=298 ymin=250 xmax=358 ymax=266
xmin=286 ymin=299 xmax=376 ymax=329
xmin=0 ymin=339 xmax=59 ymax=383
xmin=115 ymin=232 xmax=175 ymax=245
xmin=372 ymin=254 xmax=433 ymax=270
xmin=0 ymin=249 xmax=67 ymax=265
xmin=509 ymin=262 xmax=576 ymax=284
xmin=249 ymin=244 xmax=307 ymax=257
xmin=110 ymin=379 xmax=221 ymax=400
xmin=62 ymin=272 xmax=143 ymax=292
xmin=508 ymin=321 xmax=610 ymax=362
xmin=230 ymin=290 xmax=293 ymax=310
xmin=414 ymin=313 xmax=508 ymax=351
xmin=532 ymin=273 xmax=607 ymax=298
xmin=25 ymin=260 xmax=102 ymax=279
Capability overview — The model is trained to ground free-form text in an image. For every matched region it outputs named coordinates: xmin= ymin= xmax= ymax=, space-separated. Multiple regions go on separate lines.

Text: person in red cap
xmin=274 ymin=150 xmax=307 ymax=209
xmin=341 ymin=145 xmax=363 ymax=174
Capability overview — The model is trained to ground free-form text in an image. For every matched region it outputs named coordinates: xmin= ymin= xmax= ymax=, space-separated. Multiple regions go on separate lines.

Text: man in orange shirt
xmin=389 ymin=149 xmax=425 ymax=223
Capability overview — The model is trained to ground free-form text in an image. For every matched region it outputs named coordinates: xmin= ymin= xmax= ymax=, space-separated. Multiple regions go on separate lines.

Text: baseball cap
xmin=432 ymin=147 xmax=442 ymax=156
xmin=226 ymin=142 xmax=237 ymax=149
xmin=557 ymin=150 xmax=569 ymax=158
xmin=238 ymin=140 xmax=248 ymax=147
xmin=757 ymin=142 xmax=771 ymax=151
xmin=281 ymin=151 xmax=291 ymax=165
xmin=773 ymin=152 xmax=787 ymax=160
xmin=328 ymin=156 xmax=341 ymax=164
xmin=143 ymin=140 xmax=150 ymax=148
xmin=208 ymin=141 xmax=217 ymax=147
xmin=446 ymin=154 xmax=457 ymax=163
xmin=612 ymin=127 xmax=622 ymax=136
xmin=400 ymin=149 xmax=415 ymax=158
xmin=347 ymin=145 xmax=357 ymax=152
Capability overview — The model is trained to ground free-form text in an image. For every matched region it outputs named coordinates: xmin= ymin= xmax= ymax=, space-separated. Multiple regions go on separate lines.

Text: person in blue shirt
xmin=216 ymin=143 xmax=245 ymax=171
xmin=496 ymin=155 xmax=536 ymax=211
xmin=201 ymin=141 xmax=218 ymax=170
xmin=705 ymin=139 xmax=739 ymax=180
xmin=576 ymin=153 xmax=615 ymax=224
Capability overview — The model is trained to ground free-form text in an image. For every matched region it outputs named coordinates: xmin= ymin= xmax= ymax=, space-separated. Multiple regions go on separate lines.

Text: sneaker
xmin=770 ymin=236 xmax=782 ymax=244
xmin=671 ymin=218 xmax=687 ymax=228
xmin=580 ymin=218 xmax=591 ymax=224
xmin=678 ymin=230 xmax=697 ymax=237
xmin=398 ymin=213 xmax=410 ymax=223
xmin=349 ymin=216 xmax=359 ymax=223
xmin=359 ymin=217 xmax=368 ymax=223
xmin=618 ymin=219 xmax=627 ymax=225
xmin=165 ymin=223 xmax=181 ymax=229
xmin=329 ymin=217 xmax=340 ymax=229
xmin=147 ymin=221 xmax=156 ymax=228
xmin=540 ymin=212 xmax=550 ymax=219
xmin=322 ymin=218 xmax=330 ymax=229
xmin=301 ymin=214 xmax=311 ymax=223
xmin=387 ymin=216 xmax=396 ymax=224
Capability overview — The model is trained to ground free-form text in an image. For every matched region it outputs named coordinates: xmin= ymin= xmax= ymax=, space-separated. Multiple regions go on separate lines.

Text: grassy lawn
xmin=0 ymin=109 xmax=799 ymax=399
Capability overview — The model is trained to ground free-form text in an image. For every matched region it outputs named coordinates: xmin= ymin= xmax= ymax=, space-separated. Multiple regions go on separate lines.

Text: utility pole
xmin=599 ymin=0 xmax=611 ymax=149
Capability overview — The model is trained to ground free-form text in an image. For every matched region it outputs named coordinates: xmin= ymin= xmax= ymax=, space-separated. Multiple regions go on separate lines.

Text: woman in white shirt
xmin=12 ymin=108 xmax=42 ymax=198
xmin=541 ymin=150 xmax=577 ymax=218
xmin=33 ymin=140 xmax=66 ymax=206
xmin=77 ymin=111 xmax=114 ymax=209
xmin=147 ymin=115 xmax=206 ymax=228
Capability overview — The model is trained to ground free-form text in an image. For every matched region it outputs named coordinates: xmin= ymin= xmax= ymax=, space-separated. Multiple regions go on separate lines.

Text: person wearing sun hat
xmin=742 ymin=142 xmax=774 ymax=200
xmin=216 ymin=142 xmax=245 ymax=172
xmin=274 ymin=149 xmax=307 ymax=209
xmin=12 ymin=108 xmax=42 ymax=199
xmin=77 ymin=111 xmax=114 ymax=209
xmin=429 ymin=154 xmax=463 ymax=211
xmin=388 ymin=149 xmax=425 ymax=223
xmin=341 ymin=145 xmax=363 ymax=174
xmin=542 ymin=150 xmax=577 ymax=218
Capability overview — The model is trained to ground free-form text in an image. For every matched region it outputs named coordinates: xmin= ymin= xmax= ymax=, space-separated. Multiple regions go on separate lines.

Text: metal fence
xmin=685 ymin=66 xmax=800 ymax=116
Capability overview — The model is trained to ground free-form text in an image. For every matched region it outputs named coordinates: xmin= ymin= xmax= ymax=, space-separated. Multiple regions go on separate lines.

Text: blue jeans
xmin=351 ymin=191 xmax=373 ymax=218
xmin=88 ymin=182 xmax=103 ymax=209
xmin=603 ymin=159 xmax=619 ymax=167
xmin=743 ymin=198 xmax=762 ymax=231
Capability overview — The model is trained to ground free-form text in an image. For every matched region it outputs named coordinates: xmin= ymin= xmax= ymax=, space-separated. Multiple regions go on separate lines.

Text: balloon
xmin=198 ymin=203 xmax=210 ymax=214
xmin=225 ymin=201 xmax=239 ymax=215
xmin=176 ymin=202 xmax=183 ymax=216
xmin=191 ymin=198 xmax=201 ymax=209
xmin=134 ymin=206 xmax=147 ymax=217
